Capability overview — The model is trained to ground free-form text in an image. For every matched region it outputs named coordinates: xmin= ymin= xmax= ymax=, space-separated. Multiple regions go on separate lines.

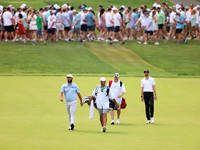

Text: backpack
xmin=108 ymin=80 xmax=127 ymax=109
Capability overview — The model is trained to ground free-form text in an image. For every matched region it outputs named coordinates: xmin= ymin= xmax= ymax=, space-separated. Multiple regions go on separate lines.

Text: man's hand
xmin=117 ymin=94 xmax=122 ymax=98
xmin=141 ymin=97 xmax=144 ymax=102
xmin=80 ymin=101 xmax=83 ymax=106
xmin=60 ymin=97 xmax=63 ymax=102
xmin=154 ymin=96 xmax=157 ymax=100
xmin=116 ymin=103 xmax=119 ymax=108
xmin=88 ymin=101 xmax=91 ymax=106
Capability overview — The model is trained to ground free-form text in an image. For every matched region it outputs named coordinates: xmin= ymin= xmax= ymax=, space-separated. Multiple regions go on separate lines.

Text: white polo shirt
xmin=48 ymin=14 xmax=56 ymax=29
xmin=108 ymin=80 xmax=126 ymax=103
xmin=114 ymin=13 xmax=121 ymax=27
xmin=3 ymin=11 xmax=13 ymax=26
xmin=105 ymin=12 xmax=113 ymax=27
xmin=92 ymin=85 xmax=115 ymax=109
xmin=170 ymin=11 xmax=176 ymax=23
xmin=80 ymin=12 xmax=87 ymax=25
xmin=141 ymin=76 xmax=156 ymax=92
xmin=186 ymin=10 xmax=191 ymax=23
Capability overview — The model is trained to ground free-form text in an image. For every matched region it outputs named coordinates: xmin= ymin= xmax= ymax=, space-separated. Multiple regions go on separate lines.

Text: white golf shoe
xmin=146 ymin=120 xmax=150 ymax=124
xmin=111 ymin=120 xmax=115 ymax=125
xmin=102 ymin=126 xmax=106 ymax=132
xmin=151 ymin=117 xmax=154 ymax=123
xmin=116 ymin=119 xmax=120 ymax=124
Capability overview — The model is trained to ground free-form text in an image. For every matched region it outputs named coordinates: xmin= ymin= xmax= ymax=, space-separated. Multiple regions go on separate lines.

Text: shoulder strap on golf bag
xmin=108 ymin=80 xmax=113 ymax=88
xmin=120 ymin=81 xmax=123 ymax=87
xmin=95 ymin=85 xmax=100 ymax=96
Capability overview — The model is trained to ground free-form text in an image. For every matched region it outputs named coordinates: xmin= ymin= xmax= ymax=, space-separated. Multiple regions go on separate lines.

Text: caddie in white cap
xmin=88 ymin=77 xmax=119 ymax=132
xmin=60 ymin=74 xmax=83 ymax=130
xmin=108 ymin=73 xmax=126 ymax=125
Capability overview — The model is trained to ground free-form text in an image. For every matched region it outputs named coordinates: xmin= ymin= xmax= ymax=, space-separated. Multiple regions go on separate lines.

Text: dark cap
xmin=144 ymin=70 xmax=149 ymax=73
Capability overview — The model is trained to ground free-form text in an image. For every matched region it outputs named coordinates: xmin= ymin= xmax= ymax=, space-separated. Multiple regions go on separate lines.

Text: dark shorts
xmin=158 ymin=24 xmax=163 ymax=29
xmin=4 ymin=25 xmax=13 ymax=32
xmin=88 ymin=25 xmax=95 ymax=31
xmin=43 ymin=26 xmax=47 ymax=30
xmin=145 ymin=30 xmax=153 ymax=35
xmin=72 ymin=28 xmax=80 ymax=34
xmin=47 ymin=28 xmax=56 ymax=35
xmin=81 ymin=24 xmax=87 ymax=32
xmin=114 ymin=26 xmax=120 ymax=32
xmin=107 ymin=27 xmax=114 ymax=32
xmin=176 ymin=29 xmax=183 ymax=34
xmin=64 ymin=26 xmax=71 ymax=31
xmin=36 ymin=29 xmax=42 ymax=35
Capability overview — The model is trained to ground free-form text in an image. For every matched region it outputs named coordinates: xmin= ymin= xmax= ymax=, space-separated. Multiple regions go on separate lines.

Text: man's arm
xmin=141 ymin=87 xmax=144 ymax=102
xmin=88 ymin=95 xmax=94 ymax=105
xmin=77 ymin=93 xmax=83 ymax=106
xmin=113 ymin=98 xmax=119 ymax=108
xmin=153 ymin=85 xmax=157 ymax=100
xmin=60 ymin=92 xmax=64 ymax=102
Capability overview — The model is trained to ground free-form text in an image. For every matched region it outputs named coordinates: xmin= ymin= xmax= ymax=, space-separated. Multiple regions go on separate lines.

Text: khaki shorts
xmin=170 ymin=23 xmax=176 ymax=31
xmin=56 ymin=23 xmax=64 ymax=31
xmin=72 ymin=28 xmax=80 ymax=35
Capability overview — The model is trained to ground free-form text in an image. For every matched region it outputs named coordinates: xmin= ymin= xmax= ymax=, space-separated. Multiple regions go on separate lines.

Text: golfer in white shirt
xmin=88 ymin=77 xmax=119 ymax=132
xmin=109 ymin=73 xmax=126 ymax=125
xmin=141 ymin=70 xmax=157 ymax=124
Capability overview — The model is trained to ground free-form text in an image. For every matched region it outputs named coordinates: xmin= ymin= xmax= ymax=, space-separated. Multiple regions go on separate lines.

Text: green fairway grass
xmin=0 ymin=76 xmax=199 ymax=150
xmin=0 ymin=40 xmax=199 ymax=77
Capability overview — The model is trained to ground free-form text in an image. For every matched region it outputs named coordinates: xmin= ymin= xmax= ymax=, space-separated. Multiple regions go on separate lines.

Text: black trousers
xmin=143 ymin=92 xmax=154 ymax=120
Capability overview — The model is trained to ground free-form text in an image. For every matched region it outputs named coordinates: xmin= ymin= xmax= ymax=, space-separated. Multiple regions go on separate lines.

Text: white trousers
xmin=65 ymin=100 xmax=77 ymax=124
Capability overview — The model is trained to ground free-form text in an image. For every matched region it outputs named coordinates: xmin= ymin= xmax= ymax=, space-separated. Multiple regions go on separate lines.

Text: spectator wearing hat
xmin=156 ymin=5 xmax=168 ymax=39
xmin=62 ymin=7 xmax=71 ymax=41
xmin=141 ymin=70 xmax=157 ymax=124
xmin=60 ymin=74 xmax=83 ymax=130
xmin=175 ymin=10 xmax=186 ymax=44
xmin=109 ymin=7 xmax=125 ymax=45
xmin=55 ymin=8 xmax=66 ymax=41
xmin=167 ymin=8 xmax=176 ymax=40
xmin=70 ymin=10 xmax=81 ymax=40
xmin=88 ymin=77 xmax=119 ymax=132
xmin=85 ymin=7 xmax=97 ymax=40
xmin=108 ymin=73 xmax=126 ymax=125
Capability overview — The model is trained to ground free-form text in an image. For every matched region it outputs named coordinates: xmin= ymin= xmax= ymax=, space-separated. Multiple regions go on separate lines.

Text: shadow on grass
xmin=72 ymin=129 xmax=128 ymax=134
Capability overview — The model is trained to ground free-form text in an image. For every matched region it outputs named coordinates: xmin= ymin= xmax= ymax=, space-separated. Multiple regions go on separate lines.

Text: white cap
xmin=67 ymin=74 xmax=73 ymax=78
xmin=88 ymin=7 xmax=92 ymax=11
xmin=62 ymin=4 xmax=68 ymax=8
xmin=112 ymin=7 xmax=118 ymax=11
xmin=72 ymin=10 xmax=77 ymax=13
xmin=100 ymin=77 xmax=106 ymax=82
xmin=121 ymin=5 xmax=125 ymax=9
xmin=176 ymin=10 xmax=180 ymax=14
xmin=114 ymin=73 xmax=119 ymax=77
xmin=147 ymin=8 xmax=151 ymax=12
xmin=156 ymin=4 xmax=161 ymax=9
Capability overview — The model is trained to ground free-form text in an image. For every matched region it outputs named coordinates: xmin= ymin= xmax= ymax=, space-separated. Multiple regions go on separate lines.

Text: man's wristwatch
xmin=141 ymin=96 xmax=143 ymax=97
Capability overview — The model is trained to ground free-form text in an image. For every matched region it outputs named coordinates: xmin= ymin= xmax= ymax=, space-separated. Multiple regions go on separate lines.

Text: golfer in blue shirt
xmin=60 ymin=74 xmax=83 ymax=130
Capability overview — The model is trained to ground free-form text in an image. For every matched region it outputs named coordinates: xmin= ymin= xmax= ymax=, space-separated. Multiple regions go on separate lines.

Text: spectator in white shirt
xmin=47 ymin=10 xmax=56 ymax=42
xmin=109 ymin=7 xmax=125 ymax=45
xmin=3 ymin=7 xmax=14 ymax=41
xmin=185 ymin=6 xmax=194 ymax=39
xmin=153 ymin=0 xmax=160 ymax=8
xmin=105 ymin=8 xmax=114 ymax=42
xmin=167 ymin=8 xmax=176 ymax=40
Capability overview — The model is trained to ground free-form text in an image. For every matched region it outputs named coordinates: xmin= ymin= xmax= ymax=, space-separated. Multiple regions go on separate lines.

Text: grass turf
xmin=0 ymin=76 xmax=199 ymax=150
xmin=0 ymin=40 xmax=199 ymax=77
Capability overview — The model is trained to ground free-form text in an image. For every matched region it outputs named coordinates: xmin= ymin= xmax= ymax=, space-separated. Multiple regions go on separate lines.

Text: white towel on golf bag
xmin=89 ymin=100 xmax=94 ymax=119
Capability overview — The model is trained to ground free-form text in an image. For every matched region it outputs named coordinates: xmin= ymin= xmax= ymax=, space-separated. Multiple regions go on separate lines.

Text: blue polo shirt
xmin=176 ymin=15 xmax=184 ymax=29
xmin=61 ymin=82 xmax=80 ymax=102
xmin=73 ymin=14 xmax=81 ymax=28
xmin=85 ymin=12 xmax=94 ymax=26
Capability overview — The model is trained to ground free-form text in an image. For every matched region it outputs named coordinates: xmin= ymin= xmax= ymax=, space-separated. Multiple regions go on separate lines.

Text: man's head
xmin=100 ymin=77 xmax=106 ymax=87
xmin=156 ymin=0 xmax=159 ymax=4
xmin=112 ymin=7 xmax=118 ymax=13
xmin=50 ymin=10 xmax=54 ymax=15
xmin=176 ymin=10 xmax=181 ymax=16
xmin=185 ymin=6 xmax=189 ymax=11
xmin=72 ymin=10 xmax=77 ymax=15
xmin=67 ymin=74 xmax=73 ymax=83
xmin=144 ymin=70 xmax=150 ymax=78
xmin=114 ymin=73 xmax=119 ymax=81
xmin=190 ymin=3 xmax=194 ymax=9
xmin=156 ymin=4 xmax=161 ymax=13
xmin=83 ymin=8 xmax=88 ymax=13
xmin=145 ymin=11 xmax=149 ymax=17
xmin=98 ymin=5 xmax=103 ymax=11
